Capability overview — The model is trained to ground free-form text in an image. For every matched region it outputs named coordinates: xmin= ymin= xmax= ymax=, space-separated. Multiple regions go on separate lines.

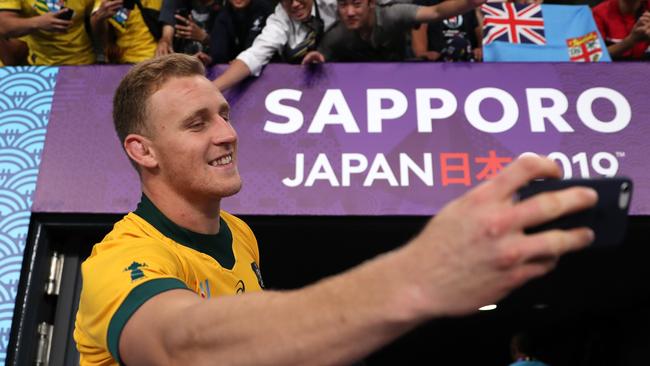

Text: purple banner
xmin=32 ymin=63 xmax=650 ymax=215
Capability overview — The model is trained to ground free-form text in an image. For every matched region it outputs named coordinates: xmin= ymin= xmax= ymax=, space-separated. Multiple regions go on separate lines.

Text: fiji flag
xmin=482 ymin=3 xmax=611 ymax=62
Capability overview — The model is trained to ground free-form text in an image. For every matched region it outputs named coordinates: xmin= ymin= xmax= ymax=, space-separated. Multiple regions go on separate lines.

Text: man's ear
xmin=124 ymin=134 xmax=158 ymax=169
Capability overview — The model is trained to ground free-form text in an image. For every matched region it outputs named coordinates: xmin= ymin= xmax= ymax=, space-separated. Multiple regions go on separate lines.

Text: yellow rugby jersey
xmin=93 ymin=0 xmax=161 ymax=63
xmin=0 ymin=0 xmax=95 ymax=65
xmin=74 ymin=195 xmax=264 ymax=365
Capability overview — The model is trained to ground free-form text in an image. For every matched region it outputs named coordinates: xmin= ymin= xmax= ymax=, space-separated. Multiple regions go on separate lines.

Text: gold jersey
xmin=92 ymin=0 xmax=161 ymax=63
xmin=0 ymin=0 xmax=95 ymax=65
xmin=74 ymin=195 xmax=263 ymax=365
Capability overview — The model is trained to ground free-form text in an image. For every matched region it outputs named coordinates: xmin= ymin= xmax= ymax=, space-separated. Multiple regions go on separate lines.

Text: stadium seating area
xmin=0 ymin=0 xmax=647 ymax=69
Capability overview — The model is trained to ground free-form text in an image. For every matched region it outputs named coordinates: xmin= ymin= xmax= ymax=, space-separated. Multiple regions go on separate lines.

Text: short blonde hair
xmin=113 ymin=54 xmax=206 ymax=144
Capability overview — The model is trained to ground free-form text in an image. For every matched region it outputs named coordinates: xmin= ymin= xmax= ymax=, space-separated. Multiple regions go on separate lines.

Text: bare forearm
xmin=164 ymin=250 xmax=427 ymax=365
xmin=0 ymin=14 xmax=39 ymax=38
xmin=212 ymin=59 xmax=252 ymax=91
xmin=416 ymin=0 xmax=478 ymax=23
xmin=607 ymin=36 xmax=638 ymax=58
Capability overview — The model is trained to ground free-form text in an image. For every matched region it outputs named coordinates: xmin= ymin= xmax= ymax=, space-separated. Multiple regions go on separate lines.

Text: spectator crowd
xmin=1 ymin=0 xmax=648 ymax=88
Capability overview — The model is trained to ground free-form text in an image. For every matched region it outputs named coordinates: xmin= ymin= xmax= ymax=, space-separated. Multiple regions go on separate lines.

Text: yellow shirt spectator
xmin=91 ymin=0 xmax=161 ymax=63
xmin=0 ymin=0 xmax=95 ymax=65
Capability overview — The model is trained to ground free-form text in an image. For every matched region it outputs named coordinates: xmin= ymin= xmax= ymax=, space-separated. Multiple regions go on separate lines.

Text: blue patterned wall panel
xmin=0 ymin=66 xmax=58 ymax=362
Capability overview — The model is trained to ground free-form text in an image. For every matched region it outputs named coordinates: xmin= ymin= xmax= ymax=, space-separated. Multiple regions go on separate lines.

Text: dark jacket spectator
xmin=411 ymin=0 xmax=481 ymax=61
xmin=157 ymin=0 xmax=222 ymax=60
xmin=209 ymin=0 xmax=273 ymax=64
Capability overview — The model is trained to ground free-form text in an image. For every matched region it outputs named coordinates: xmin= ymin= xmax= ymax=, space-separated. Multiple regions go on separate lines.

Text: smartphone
xmin=516 ymin=177 xmax=633 ymax=247
xmin=175 ymin=8 xmax=190 ymax=23
xmin=56 ymin=7 xmax=74 ymax=20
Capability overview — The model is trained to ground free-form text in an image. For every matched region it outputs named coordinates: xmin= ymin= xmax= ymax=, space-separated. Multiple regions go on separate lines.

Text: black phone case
xmin=517 ymin=177 xmax=633 ymax=247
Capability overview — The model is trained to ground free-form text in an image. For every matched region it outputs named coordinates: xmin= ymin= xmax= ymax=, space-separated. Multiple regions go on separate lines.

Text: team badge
xmin=124 ymin=261 xmax=147 ymax=281
xmin=566 ymin=32 xmax=603 ymax=62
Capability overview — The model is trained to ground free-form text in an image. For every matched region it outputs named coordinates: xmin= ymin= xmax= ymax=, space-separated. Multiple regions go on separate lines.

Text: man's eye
xmin=221 ymin=114 xmax=231 ymax=122
xmin=189 ymin=120 xmax=205 ymax=129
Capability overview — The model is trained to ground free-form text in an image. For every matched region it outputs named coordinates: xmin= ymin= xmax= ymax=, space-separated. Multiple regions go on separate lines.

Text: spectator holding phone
xmin=91 ymin=0 xmax=163 ymax=63
xmin=208 ymin=0 xmax=273 ymax=64
xmin=0 ymin=0 xmax=95 ymax=65
xmin=592 ymin=0 xmax=650 ymax=60
xmin=157 ymin=0 xmax=221 ymax=63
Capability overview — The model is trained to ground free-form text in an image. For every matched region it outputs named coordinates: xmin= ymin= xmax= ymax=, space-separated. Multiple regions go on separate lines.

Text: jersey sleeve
xmin=75 ymin=239 xmax=190 ymax=364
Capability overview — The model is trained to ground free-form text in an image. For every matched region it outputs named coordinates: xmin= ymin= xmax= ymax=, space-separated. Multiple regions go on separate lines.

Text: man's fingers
xmin=478 ymin=155 xmax=562 ymax=200
xmin=518 ymin=227 xmax=594 ymax=263
xmin=513 ymin=186 xmax=598 ymax=229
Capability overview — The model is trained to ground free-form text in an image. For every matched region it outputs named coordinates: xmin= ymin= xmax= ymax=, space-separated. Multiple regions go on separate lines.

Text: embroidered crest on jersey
xmin=251 ymin=262 xmax=265 ymax=289
xmin=124 ymin=261 xmax=147 ymax=281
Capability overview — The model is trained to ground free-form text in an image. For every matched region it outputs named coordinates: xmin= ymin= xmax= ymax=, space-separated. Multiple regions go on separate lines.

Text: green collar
xmin=134 ymin=194 xmax=235 ymax=269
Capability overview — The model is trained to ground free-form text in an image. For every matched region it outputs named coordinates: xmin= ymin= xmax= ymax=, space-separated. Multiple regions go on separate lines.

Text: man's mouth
xmin=209 ymin=154 xmax=233 ymax=167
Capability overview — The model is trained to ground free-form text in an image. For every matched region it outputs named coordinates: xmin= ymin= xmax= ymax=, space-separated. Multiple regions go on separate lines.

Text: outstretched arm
xmin=415 ymin=0 xmax=486 ymax=24
xmin=212 ymin=59 xmax=253 ymax=91
xmin=0 ymin=9 xmax=71 ymax=38
xmin=120 ymin=155 xmax=597 ymax=366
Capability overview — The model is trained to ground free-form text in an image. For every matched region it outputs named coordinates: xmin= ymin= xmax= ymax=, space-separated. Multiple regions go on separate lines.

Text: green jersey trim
xmin=134 ymin=194 xmax=236 ymax=269
xmin=107 ymin=277 xmax=188 ymax=363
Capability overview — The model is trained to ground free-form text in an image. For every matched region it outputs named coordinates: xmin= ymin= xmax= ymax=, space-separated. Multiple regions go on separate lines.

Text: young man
xmin=592 ymin=0 xmax=650 ymax=60
xmin=302 ymin=0 xmax=485 ymax=63
xmin=74 ymin=54 xmax=597 ymax=365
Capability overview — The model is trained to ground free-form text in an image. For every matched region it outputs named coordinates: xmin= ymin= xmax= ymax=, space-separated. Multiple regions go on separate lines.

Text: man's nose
xmin=211 ymin=116 xmax=237 ymax=144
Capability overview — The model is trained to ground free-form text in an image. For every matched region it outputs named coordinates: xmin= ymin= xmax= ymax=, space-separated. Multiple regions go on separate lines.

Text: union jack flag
xmin=481 ymin=3 xmax=546 ymax=46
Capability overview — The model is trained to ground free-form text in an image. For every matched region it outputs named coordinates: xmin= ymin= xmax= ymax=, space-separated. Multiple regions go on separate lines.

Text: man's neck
xmin=619 ymin=0 xmax=643 ymax=14
xmin=142 ymin=184 xmax=222 ymax=235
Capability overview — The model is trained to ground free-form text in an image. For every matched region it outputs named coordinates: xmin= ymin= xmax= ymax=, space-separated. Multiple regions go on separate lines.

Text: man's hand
xmin=174 ymin=14 xmax=208 ymax=43
xmin=301 ymin=50 xmax=325 ymax=65
xmin=93 ymin=0 xmax=123 ymax=21
xmin=35 ymin=9 xmax=73 ymax=32
xmin=156 ymin=38 xmax=173 ymax=56
xmin=404 ymin=155 xmax=597 ymax=317
xmin=629 ymin=12 xmax=650 ymax=42
xmin=473 ymin=47 xmax=482 ymax=61
xmin=194 ymin=51 xmax=212 ymax=65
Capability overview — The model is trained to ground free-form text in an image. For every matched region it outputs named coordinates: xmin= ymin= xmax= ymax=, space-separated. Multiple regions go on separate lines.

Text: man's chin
xmin=220 ymin=181 xmax=243 ymax=198
xmin=344 ymin=22 xmax=360 ymax=30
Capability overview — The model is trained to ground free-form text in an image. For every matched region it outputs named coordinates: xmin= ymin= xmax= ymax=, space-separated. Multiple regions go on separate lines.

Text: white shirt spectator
xmin=236 ymin=0 xmax=338 ymax=76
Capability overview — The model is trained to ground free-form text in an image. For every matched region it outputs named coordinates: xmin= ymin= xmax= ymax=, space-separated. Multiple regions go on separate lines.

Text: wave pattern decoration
xmin=0 ymin=66 xmax=58 ymax=361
